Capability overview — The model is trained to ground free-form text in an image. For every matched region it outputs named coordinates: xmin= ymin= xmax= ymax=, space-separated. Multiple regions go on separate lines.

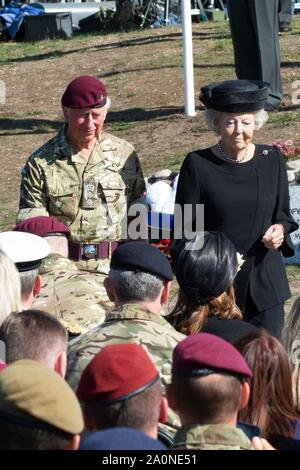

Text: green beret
xmin=0 ymin=360 xmax=84 ymax=435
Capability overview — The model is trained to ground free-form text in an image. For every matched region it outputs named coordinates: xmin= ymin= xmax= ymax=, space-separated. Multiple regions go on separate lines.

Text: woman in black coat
xmin=174 ymin=79 xmax=298 ymax=337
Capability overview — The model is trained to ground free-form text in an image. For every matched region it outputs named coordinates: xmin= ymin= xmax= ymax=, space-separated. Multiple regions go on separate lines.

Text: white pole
xmin=181 ymin=0 xmax=196 ymax=117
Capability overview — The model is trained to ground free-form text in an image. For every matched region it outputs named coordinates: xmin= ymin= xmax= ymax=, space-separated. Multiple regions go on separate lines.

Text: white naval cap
xmin=0 ymin=231 xmax=50 ymax=272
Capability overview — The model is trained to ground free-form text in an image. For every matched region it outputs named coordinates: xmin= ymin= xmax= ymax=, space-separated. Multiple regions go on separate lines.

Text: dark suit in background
xmin=278 ymin=0 xmax=293 ymax=31
xmin=227 ymin=0 xmax=282 ymax=111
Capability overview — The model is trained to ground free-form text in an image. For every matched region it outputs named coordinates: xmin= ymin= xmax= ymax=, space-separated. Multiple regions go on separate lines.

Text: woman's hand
xmin=251 ymin=437 xmax=275 ymax=450
xmin=261 ymin=224 xmax=285 ymax=250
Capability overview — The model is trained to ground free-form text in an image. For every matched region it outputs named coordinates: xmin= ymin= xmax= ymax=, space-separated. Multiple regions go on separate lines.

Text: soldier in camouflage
xmin=35 ymin=256 xmax=111 ymax=335
xmin=14 ymin=216 xmax=112 ymax=336
xmin=168 ymin=333 xmax=257 ymax=450
xmin=67 ymin=242 xmax=185 ymax=428
xmin=17 ymin=76 xmax=146 ymax=272
xmin=77 ymin=343 xmax=168 ymax=442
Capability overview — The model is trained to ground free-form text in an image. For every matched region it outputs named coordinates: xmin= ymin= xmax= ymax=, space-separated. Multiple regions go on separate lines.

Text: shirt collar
xmin=105 ymin=304 xmax=166 ymax=325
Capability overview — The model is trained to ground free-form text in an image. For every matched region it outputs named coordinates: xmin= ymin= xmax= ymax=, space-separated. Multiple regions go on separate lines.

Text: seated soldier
xmin=0 ymin=231 xmax=50 ymax=310
xmin=77 ymin=343 xmax=169 ymax=445
xmin=167 ymin=333 xmax=273 ymax=450
xmin=80 ymin=427 xmax=167 ymax=450
xmin=67 ymin=241 xmax=185 ymax=430
xmin=0 ymin=249 xmax=22 ymax=327
xmin=0 ymin=360 xmax=83 ymax=450
xmin=0 ymin=309 xmax=67 ymax=377
xmin=14 ymin=216 xmax=113 ymax=335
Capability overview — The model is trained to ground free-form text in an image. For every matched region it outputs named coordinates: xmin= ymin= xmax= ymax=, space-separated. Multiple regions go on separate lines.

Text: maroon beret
xmin=61 ymin=76 xmax=107 ymax=109
xmin=172 ymin=333 xmax=252 ymax=379
xmin=77 ymin=344 xmax=160 ymax=404
xmin=14 ymin=216 xmax=70 ymax=239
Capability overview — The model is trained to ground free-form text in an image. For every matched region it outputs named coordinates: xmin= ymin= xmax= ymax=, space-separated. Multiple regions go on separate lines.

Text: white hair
xmin=203 ymin=108 xmax=269 ymax=134
xmin=0 ymin=250 xmax=22 ymax=325
xmin=104 ymin=96 xmax=111 ymax=111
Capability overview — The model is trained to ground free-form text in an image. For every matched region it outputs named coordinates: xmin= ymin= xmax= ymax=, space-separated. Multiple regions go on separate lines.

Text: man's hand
xmin=261 ymin=224 xmax=284 ymax=250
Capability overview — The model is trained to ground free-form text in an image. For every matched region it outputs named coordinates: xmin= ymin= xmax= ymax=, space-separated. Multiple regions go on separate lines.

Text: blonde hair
xmin=0 ymin=250 xmax=22 ymax=325
xmin=203 ymin=108 xmax=269 ymax=134
xmin=167 ymin=285 xmax=242 ymax=335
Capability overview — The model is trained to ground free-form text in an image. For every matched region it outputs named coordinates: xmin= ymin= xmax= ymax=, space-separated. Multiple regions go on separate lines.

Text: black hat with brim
xmin=200 ymin=79 xmax=270 ymax=112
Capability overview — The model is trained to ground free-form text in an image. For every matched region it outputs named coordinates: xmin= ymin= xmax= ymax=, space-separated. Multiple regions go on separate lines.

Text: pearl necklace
xmin=217 ymin=142 xmax=249 ymax=163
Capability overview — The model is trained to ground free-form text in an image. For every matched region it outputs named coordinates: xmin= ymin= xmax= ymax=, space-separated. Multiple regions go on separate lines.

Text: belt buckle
xmin=82 ymin=244 xmax=97 ymax=259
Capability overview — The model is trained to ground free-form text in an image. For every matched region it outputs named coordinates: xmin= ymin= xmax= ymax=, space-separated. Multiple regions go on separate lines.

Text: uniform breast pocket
xmin=47 ymin=185 xmax=79 ymax=218
xmin=100 ymin=175 xmax=127 ymax=205
xmin=102 ymin=186 xmax=125 ymax=204
xmin=100 ymin=177 xmax=127 ymax=225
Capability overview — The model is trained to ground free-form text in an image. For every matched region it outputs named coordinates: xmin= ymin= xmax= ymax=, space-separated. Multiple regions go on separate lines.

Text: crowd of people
xmin=0 ymin=38 xmax=300 ymax=450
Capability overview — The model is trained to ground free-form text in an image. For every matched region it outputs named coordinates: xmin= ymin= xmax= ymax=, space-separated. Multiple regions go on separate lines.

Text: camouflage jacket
xmin=33 ymin=254 xmax=112 ymax=335
xmin=66 ymin=303 xmax=185 ymax=426
xmin=17 ymin=126 xmax=146 ymax=242
xmin=173 ymin=424 xmax=252 ymax=450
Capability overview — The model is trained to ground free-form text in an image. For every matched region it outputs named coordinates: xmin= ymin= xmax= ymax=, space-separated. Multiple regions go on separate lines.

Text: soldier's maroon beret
xmin=172 ymin=333 xmax=252 ymax=379
xmin=14 ymin=216 xmax=71 ymax=239
xmin=77 ymin=344 xmax=160 ymax=404
xmin=61 ymin=76 xmax=107 ymax=109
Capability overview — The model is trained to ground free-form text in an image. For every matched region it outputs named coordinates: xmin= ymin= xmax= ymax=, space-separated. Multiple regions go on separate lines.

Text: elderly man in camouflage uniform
xmin=67 ymin=241 xmax=185 ymax=429
xmin=17 ymin=76 xmax=146 ymax=272
xmin=14 ymin=216 xmax=113 ymax=335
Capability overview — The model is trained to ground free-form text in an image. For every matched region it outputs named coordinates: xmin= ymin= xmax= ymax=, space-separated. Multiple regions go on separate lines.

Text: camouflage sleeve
xmin=66 ymin=349 xmax=93 ymax=391
xmin=17 ymin=157 xmax=50 ymax=222
xmin=120 ymin=150 xmax=146 ymax=207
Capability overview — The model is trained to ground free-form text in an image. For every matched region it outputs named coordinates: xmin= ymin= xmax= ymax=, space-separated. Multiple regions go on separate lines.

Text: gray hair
xmin=19 ymin=268 xmax=39 ymax=299
xmin=203 ymin=108 xmax=269 ymax=134
xmin=109 ymin=269 xmax=164 ymax=303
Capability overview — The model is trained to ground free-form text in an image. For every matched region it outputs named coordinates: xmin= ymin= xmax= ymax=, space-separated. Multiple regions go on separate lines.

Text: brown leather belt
xmin=69 ymin=241 xmax=119 ymax=261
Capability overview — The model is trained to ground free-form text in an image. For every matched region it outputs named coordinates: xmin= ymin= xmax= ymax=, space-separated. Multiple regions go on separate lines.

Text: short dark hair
xmin=0 ymin=309 xmax=67 ymax=364
xmin=0 ymin=420 xmax=73 ymax=450
xmin=84 ymin=379 xmax=162 ymax=434
xmin=172 ymin=373 xmax=243 ymax=424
